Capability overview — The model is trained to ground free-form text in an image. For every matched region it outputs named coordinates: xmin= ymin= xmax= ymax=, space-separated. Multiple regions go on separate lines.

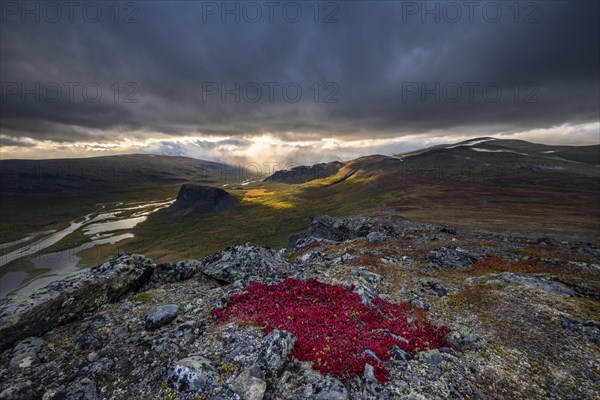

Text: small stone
xmin=409 ymin=296 xmax=429 ymax=311
xmin=275 ymin=370 xmax=293 ymax=393
xmin=355 ymin=269 xmax=382 ymax=285
xmin=418 ymin=349 xmax=443 ymax=366
xmin=420 ymin=279 xmax=448 ymax=297
xmin=352 ymin=279 xmax=379 ymax=305
xmin=363 ymin=349 xmax=380 ymax=362
xmin=364 ymin=364 xmax=376 ymax=382
xmin=444 ymin=329 xmax=478 ymax=351
xmin=389 ymin=346 xmax=413 ymax=362
xmin=233 ymin=366 xmax=267 ymax=400
xmin=144 ymin=304 xmax=179 ymax=329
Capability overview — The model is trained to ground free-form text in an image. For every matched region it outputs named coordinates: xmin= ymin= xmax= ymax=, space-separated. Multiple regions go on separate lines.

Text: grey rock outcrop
xmin=147 ymin=260 xmax=200 ymax=287
xmin=560 ymin=316 xmax=600 ymax=344
xmin=201 ymin=243 xmax=294 ymax=283
xmin=427 ymin=247 xmax=477 ymax=269
xmin=308 ymin=215 xmax=382 ymax=242
xmin=0 ymin=253 xmax=154 ymax=351
xmin=472 ymin=273 xmax=579 ymax=297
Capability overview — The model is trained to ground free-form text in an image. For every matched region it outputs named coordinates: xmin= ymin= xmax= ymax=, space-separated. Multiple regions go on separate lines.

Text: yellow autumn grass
xmin=242 ymin=188 xmax=293 ymax=209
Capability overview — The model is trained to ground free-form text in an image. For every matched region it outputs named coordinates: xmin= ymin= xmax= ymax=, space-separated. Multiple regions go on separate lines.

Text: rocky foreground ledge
xmin=0 ymin=215 xmax=599 ymax=399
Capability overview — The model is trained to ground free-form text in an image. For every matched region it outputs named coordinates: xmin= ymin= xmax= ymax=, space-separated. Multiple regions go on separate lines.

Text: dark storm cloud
xmin=0 ymin=0 xmax=598 ymax=143
xmin=0 ymin=136 xmax=34 ymax=147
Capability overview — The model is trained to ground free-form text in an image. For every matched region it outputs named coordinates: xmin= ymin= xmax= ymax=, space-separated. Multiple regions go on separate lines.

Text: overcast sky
xmin=1 ymin=1 xmax=598 ymax=164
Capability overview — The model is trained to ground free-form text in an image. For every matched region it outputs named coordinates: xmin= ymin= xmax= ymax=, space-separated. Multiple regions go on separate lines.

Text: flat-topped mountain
xmin=167 ymin=184 xmax=236 ymax=216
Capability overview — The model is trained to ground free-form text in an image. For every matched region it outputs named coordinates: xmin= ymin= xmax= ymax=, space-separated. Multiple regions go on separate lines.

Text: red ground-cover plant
xmin=212 ymin=278 xmax=451 ymax=382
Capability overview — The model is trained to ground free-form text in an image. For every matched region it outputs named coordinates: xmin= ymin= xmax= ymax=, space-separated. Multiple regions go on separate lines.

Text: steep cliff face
xmin=264 ymin=161 xmax=344 ymax=184
xmin=167 ymin=184 xmax=236 ymax=216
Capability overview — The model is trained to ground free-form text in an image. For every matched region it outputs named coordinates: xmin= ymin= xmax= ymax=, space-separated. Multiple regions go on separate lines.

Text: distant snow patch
xmin=470 ymin=148 xmax=528 ymax=156
xmin=446 ymin=138 xmax=495 ymax=149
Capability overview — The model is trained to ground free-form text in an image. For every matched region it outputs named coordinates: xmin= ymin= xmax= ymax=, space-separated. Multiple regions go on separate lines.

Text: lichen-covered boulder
xmin=164 ymin=356 xmax=220 ymax=393
xmin=295 ymin=376 xmax=349 ymax=400
xmin=144 ymin=304 xmax=179 ymax=330
xmin=0 ymin=253 xmax=154 ymax=351
xmin=201 ymin=243 xmax=293 ymax=283
xmin=233 ymin=365 xmax=267 ymax=400
xmin=257 ymin=329 xmax=297 ymax=371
